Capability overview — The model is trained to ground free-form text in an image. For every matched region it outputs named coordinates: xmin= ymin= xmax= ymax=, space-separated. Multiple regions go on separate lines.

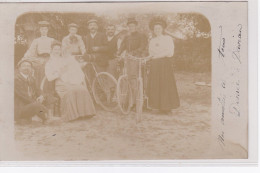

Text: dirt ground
xmin=15 ymin=72 xmax=214 ymax=160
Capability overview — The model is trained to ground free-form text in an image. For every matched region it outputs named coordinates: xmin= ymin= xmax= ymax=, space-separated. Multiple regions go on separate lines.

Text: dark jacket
xmin=14 ymin=72 xmax=39 ymax=119
xmin=118 ymin=31 xmax=148 ymax=57
xmin=105 ymin=35 xmax=118 ymax=60
xmin=84 ymin=32 xmax=109 ymax=67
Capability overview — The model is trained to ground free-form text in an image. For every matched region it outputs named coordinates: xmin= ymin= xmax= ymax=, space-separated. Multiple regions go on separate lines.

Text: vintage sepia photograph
xmin=0 ymin=1 xmax=250 ymax=162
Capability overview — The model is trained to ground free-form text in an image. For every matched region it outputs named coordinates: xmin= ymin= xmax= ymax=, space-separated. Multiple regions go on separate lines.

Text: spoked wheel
xmin=92 ymin=72 xmax=118 ymax=111
xmin=135 ymin=78 xmax=143 ymax=123
xmin=117 ymin=75 xmax=133 ymax=115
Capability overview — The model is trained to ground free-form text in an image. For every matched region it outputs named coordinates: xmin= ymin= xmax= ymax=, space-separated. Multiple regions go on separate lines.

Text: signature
xmin=218 ymin=131 xmax=225 ymax=149
xmin=218 ymin=25 xmax=226 ymax=60
xmin=229 ymin=80 xmax=240 ymax=117
xmin=217 ymin=80 xmax=226 ymax=125
xmin=217 ymin=94 xmax=226 ymax=125
xmin=217 ymin=80 xmax=226 ymax=149
xmin=232 ymin=24 xmax=242 ymax=64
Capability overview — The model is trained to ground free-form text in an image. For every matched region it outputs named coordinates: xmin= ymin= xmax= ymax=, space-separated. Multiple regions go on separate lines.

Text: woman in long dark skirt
xmin=147 ymin=17 xmax=180 ymax=113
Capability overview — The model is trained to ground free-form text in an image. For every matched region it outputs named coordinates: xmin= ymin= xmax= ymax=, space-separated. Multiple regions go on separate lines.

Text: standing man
xmin=62 ymin=23 xmax=86 ymax=56
xmin=83 ymin=18 xmax=109 ymax=83
xmin=117 ymin=18 xmax=148 ymax=57
xmin=117 ymin=17 xmax=148 ymax=107
xmin=23 ymin=21 xmax=54 ymax=90
xmin=105 ymin=24 xmax=119 ymax=79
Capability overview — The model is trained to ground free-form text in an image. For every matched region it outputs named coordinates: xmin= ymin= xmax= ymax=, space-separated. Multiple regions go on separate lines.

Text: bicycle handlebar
xmin=116 ymin=54 xmax=151 ymax=62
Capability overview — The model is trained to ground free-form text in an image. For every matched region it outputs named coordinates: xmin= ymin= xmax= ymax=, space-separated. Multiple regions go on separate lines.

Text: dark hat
xmin=68 ymin=23 xmax=79 ymax=29
xmin=87 ymin=18 xmax=98 ymax=25
xmin=127 ymin=18 xmax=138 ymax=25
xmin=51 ymin=40 xmax=62 ymax=49
xmin=17 ymin=58 xmax=33 ymax=68
xmin=149 ymin=17 xmax=167 ymax=30
xmin=38 ymin=21 xmax=50 ymax=27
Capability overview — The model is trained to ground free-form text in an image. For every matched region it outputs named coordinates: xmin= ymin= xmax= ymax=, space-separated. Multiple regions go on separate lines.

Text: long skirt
xmin=55 ymin=81 xmax=96 ymax=121
xmin=147 ymin=57 xmax=180 ymax=111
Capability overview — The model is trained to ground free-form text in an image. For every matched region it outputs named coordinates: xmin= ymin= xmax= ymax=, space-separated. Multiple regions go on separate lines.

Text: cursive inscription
xmin=232 ymin=24 xmax=242 ymax=64
xmin=218 ymin=25 xmax=226 ymax=60
xmin=229 ymin=24 xmax=242 ymax=117
xmin=218 ymin=131 xmax=225 ymax=148
xmin=229 ymin=80 xmax=240 ymax=117
xmin=216 ymin=24 xmax=243 ymax=149
xmin=217 ymin=80 xmax=226 ymax=148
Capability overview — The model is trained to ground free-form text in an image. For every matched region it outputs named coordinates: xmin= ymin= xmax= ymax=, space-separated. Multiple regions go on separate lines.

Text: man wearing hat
xmin=117 ymin=17 xmax=148 ymax=57
xmin=14 ymin=59 xmax=47 ymax=123
xmin=62 ymin=23 xmax=86 ymax=56
xmin=105 ymin=24 xmax=119 ymax=78
xmin=117 ymin=17 xmax=148 ymax=107
xmin=83 ymin=18 xmax=109 ymax=74
xmin=23 ymin=21 xmax=54 ymax=91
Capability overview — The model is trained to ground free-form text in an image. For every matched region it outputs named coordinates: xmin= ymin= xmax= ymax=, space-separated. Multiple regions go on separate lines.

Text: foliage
xmin=15 ymin=12 xmax=211 ymax=72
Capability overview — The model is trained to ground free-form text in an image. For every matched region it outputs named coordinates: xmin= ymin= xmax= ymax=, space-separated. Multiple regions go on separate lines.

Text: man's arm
xmin=132 ymin=34 xmax=148 ymax=56
xmin=117 ymin=37 xmax=126 ymax=55
xmin=14 ymin=77 xmax=35 ymax=104
xmin=94 ymin=33 xmax=109 ymax=53
xmin=78 ymin=36 xmax=86 ymax=55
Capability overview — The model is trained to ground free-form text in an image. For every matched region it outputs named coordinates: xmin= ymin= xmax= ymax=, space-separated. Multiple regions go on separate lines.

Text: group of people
xmin=14 ymin=16 xmax=180 ymax=123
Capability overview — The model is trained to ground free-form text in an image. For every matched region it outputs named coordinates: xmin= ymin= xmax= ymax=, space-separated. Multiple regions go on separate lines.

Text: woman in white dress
xmin=147 ymin=17 xmax=180 ymax=113
xmin=45 ymin=41 xmax=96 ymax=121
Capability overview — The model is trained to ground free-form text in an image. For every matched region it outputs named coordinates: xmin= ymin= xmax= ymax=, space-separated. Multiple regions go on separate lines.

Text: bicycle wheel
xmin=136 ymin=78 xmax=143 ymax=122
xmin=117 ymin=75 xmax=133 ymax=115
xmin=92 ymin=72 xmax=118 ymax=111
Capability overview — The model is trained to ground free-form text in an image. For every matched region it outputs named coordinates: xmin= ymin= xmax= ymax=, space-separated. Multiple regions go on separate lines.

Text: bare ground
xmin=15 ymin=72 xmax=214 ymax=160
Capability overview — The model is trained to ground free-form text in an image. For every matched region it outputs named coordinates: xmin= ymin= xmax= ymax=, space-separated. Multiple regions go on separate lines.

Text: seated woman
xmin=147 ymin=17 xmax=180 ymax=114
xmin=45 ymin=41 xmax=96 ymax=121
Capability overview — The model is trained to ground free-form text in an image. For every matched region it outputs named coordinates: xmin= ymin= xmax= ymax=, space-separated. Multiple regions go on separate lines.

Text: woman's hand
xmin=36 ymin=95 xmax=44 ymax=103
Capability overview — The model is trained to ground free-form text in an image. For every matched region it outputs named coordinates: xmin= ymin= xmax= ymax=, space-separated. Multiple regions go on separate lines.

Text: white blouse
xmin=45 ymin=55 xmax=85 ymax=85
xmin=24 ymin=36 xmax=54 ymax=58
xmin=149 ymin=35 xmax=174 ymax=59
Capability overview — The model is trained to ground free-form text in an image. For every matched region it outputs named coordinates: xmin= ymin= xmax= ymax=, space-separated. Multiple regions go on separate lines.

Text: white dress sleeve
xmin=148 ymin=38 xmax=157 ymax=57
xmin=78 ymin=35 xmax=86 ymax=55
xmin=45 ymin=59 xmax=60 ymax=82
xmin=24 ymin=39 xmax=38 ymax=58
xmin=164 ymin=35 xmax=174 ymax=57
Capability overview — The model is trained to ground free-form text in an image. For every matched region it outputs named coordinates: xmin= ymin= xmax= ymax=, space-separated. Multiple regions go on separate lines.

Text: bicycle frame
xmin=117 ymin=53 xmax=150 ymax=116
xmin=74 ymin=55 xmax=99 ymax=89
xmin=75 ymin=55 xmax=116 ymax=110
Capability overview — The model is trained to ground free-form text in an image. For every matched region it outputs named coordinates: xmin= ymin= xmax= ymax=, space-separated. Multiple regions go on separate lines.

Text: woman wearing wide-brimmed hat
xmin=147 ymin=17 xmax=180 ymax=113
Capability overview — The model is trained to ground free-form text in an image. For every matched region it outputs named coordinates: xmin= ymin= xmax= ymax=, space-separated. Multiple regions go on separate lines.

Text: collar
xmin=107 ymin=35 xmax=114 ymax=41
xmin=69 ymin=33 xmax=77 ymax=37
xmin=20 ymin=72 xmax=28 ymax=80
xmin=90 ymin=32 xmax=97 ymax=38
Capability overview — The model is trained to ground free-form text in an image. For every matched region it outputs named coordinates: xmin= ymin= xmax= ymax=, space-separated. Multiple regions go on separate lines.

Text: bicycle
xmin=116 ymin=53 xmax=151 ymax=122
xmin=41 ymin=55 xmax=118 ymax=113
xmin=76 ymin=55 xmax=118 ymax=111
